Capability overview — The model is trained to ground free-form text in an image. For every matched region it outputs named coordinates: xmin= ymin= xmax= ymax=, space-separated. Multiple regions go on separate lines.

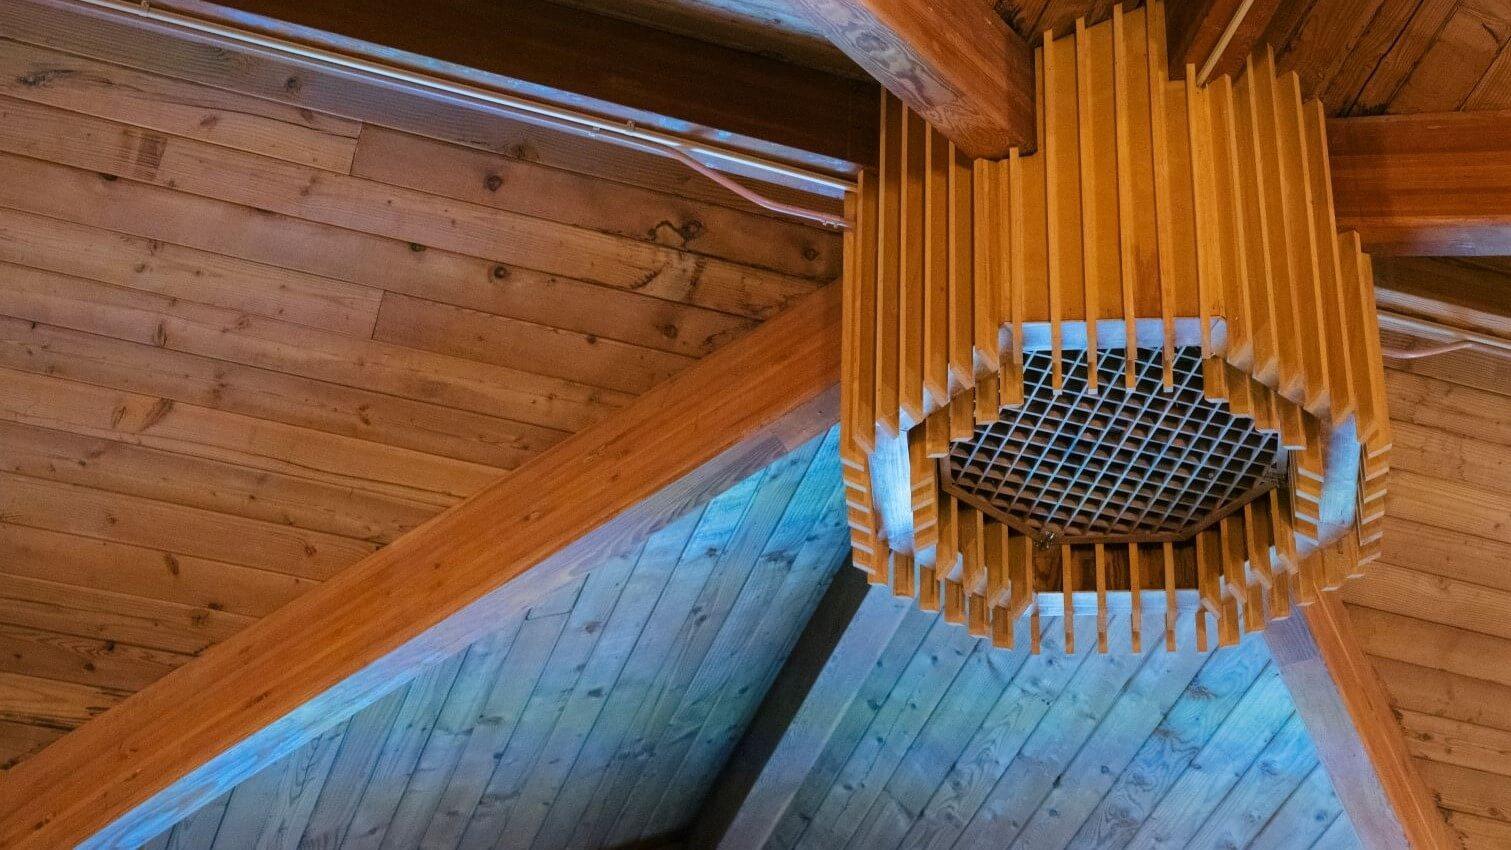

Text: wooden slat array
xmin=841 ymin=2 xmax=1390 ymax=652
xmin=0 ymin=25 xmax=837 ymax=768
xmin=766 ymin=611 xmax=1361 ymax=849
xmin=136 ymin=430 xmax=849 ymax=850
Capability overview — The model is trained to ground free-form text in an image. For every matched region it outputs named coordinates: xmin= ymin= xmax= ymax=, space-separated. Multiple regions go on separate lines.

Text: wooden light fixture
xmin=840 ymin=2 xmax=1390 ymax=653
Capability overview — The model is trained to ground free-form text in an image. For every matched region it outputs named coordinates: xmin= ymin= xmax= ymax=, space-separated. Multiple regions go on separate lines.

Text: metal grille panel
xmin=944 ymin=346 xmax=1282 ymax=542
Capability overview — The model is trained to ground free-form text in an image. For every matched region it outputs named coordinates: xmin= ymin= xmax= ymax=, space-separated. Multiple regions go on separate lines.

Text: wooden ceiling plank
xmin=896 ymin=619 xmax=1085 ymax=847
xmin=0 ymin=2 xmax=847 ymax=219
xmin=0 ymin=96 xmax=822 ymax=323
xmin=124 ymin=0 xmax=878 ymax=171
xmin=600 ymin=438 xmax=830 ymax=845
xmin=690 ymin=567 xmax=912 ymax=850
xmin=1327 ymin=109 xmax=1511 ymax=255
xmin=532 ymin=493 xmax=766 ymax=850
xmin=1167 ymin=0 xmax=1286 ymax=84
xmin=1344 ymin=0 xmax=1458 ymax=115
xmin=635 ymin=465 xmax=851 ymax=839
xmin=1264 ymin=594 xmax=1461 ymax=850
xmin=787 ymin=0 xmax=1036 ymax=158
xmin=1249 ymin=764 xmax=1348 ymax=850
xmin=0 ymin=280 xmax=840 ymax=849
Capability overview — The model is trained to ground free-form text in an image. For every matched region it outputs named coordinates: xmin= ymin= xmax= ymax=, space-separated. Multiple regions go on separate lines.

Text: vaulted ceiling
xmin=0 ymin=0 xmax=1505 ymax=847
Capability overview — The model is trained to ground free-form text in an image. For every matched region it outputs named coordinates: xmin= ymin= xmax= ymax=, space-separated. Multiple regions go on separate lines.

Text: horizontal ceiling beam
xmin=141 ymin=0 xmax=879 ymax=172
xmin=1329 ymin=109 xmax=1511 ymax=256
xmin=788 ymin=0 xmax=1035 ymax=158
xmin=1265 ymin=596 xmax=1460 ymax=850
xmin=0 ymin=285 xmax=843 ymax=850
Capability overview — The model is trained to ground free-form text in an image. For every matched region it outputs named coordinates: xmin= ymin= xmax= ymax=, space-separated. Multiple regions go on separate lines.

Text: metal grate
xmin=943 ymin=346 xmax=1283 ymax=542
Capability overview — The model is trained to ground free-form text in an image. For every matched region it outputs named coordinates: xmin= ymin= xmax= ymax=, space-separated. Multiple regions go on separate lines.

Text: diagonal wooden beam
xmin=1329 ymin=110 xmax=1511 ymax=256
xmin=787 ymin=0 xmax=1035 ymax=158
xmin=1165 ymin=0 xmax=1284 ymax=83
xmin=689 ymin=566 xmax=912 ymax=849
xmin=1265 ymin=595 xmax=1460 ymax=850
xmin=0 ymin=284 xmax=842 ymax=850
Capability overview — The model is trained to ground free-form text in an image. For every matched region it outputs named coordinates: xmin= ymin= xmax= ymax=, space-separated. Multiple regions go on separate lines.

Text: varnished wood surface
xmin=0 ymin=261 xmax=840 ymax=847
xmin=135 ymin=433 xmax=849 ymax=849
xmin=1266 ymin=596 xmax=1458 ymax=849
xmin=141 ymin=0 xmax=880 ymax=169
xmin=787 ymin=0 xmax=1036 ymax=157
xmin=753 ymin=607 xmax=1362 ymax=849
xmin=1328 ymin=109 xmax=1511 ymax=255
xmin=1340 ymin=351 xmax=1511 ymax=850
xmin=0 ymin=21 xmax=837 ymax=773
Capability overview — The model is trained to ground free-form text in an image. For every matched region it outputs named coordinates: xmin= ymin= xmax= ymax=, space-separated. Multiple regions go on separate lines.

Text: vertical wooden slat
xmin=1273 ymin=66 xmax=1331 ymax=417
xmin=973 ymin=161 xmax=1001 ymax=372
xmin=1043 ymin=31 xmax=1065 ymax=392
xmin=900 ymin=107 xmax=928 ymax=425
xmin=1232 ymin=67 xmax=1282 ymax=388
xmin=1005 ymin=149 xmax=1027 ymax=406
xmin=856 ymin=169 xmax=879 ymax=455
xmin=876 ymin=93 xmax=902 ymax=437
xmin=1247 ymin=51 xmax=1305 ymax=403
xmin=923 ymin=128 xmax=951 ymax=410
xmin=1145 ymin=0 xmax=1177 ymax=389
xmin=1112 ymin=5 xmax=1139 ymax=390
xmin=1301 ymin=99 xmax=1355 ymax=428
xmin=1076 ymin=17 xmax=1101 ymax=395
xmin=948 ymin=142 xmax=975 ymax=391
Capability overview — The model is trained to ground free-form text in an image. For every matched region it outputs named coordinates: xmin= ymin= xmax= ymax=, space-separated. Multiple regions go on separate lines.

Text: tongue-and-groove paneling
xmin=0 ymin=22 xmax=838 ymax=767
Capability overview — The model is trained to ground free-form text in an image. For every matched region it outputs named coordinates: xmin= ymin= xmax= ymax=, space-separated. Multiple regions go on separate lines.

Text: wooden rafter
xmin=1329 ymin=109 xmax=1511 ymax=256
xmin=1265 ymin=596 xmax=1461 ymax=850
xmin=0 ymin=285 xmax=842 ymax=849
xmin=787 ymin=0 xmax=1035 ymax=158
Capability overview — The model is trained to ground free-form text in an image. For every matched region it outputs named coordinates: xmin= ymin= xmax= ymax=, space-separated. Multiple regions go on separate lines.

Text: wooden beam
xmin=1165 ymin=0 xmax=1284 ymax=83
xmin=1329 ymin=110 xmax=1511 ymax=256
xmin=137 ymin=0 xmax=879 ymax=171
xmin=787 ymin=0 xmax=1035 ymax=158
xmin=689 ymin=567 xmax=911 ymax=849
xmin=1265 ymin=595 xmax=1461 ymax=850
xmin=1372 ymin=257 xmax=1511 ymax=341
xmin=0 ymin=284 xmax=842 ymax=850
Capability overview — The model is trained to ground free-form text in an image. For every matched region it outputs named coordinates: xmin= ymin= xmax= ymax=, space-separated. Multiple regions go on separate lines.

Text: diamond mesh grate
xmin=943 ymin=346 xmax=1282 ymax=541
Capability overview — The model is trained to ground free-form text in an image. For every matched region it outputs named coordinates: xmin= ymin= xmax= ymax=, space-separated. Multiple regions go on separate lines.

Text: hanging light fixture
xmin=840 ymin=2 xmax=1389 ymax=653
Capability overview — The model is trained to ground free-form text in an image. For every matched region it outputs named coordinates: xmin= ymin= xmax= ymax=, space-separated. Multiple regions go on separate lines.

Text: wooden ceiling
xmin=136 ymin=430 xmax=849 ymax=850
xmin=0 ymin=0 xmax=1507 ymax=847
xmin=1339 ymin=346 xmax=1511 ymax=849
xmin=0 ymin=4 xmax=836 ymax=767
xmin=768 ymin=612 xmax=1358 ymax=850
xmin=556 ymin=0 xmax=1511 ymax=116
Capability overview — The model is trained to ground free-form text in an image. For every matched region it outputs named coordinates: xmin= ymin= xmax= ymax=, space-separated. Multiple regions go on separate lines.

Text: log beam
xmin=788 ymin=0 xmax=1035 ymax=158
xmin=0 ymin=285 xmax=843 ymax=850
xmin=1329 ymin=110 xmax=1511 ymax=256
xmin=1265 ymin=596 xmax=1461 ymax=850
